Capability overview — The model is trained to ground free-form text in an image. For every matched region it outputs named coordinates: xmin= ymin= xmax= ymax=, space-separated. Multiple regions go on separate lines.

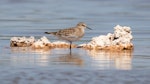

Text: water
xmin=0 ymin=0 xmax=150 ymax=70
xmin=0 ymin=0 xmax=150 ymax=83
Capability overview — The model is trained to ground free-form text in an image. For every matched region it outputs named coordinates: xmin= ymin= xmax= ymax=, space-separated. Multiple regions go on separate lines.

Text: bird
xmin=45 ymin=22 xmax=92 ymax=51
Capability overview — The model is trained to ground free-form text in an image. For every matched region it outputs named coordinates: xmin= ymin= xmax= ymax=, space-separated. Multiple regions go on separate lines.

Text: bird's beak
xmin=86 ymin=26 xmax=92 ymax=30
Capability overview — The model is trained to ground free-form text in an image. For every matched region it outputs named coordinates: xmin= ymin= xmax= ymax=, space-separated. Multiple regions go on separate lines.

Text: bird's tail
xmin=45 ymin=32 xmax=52 ymax=34
xmin=45 ymin=32 xmax=57 ymax=35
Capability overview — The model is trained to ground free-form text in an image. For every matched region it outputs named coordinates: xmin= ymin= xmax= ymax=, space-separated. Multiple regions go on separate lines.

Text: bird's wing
xmin=57 ymin=28 xmax=76 ymax=36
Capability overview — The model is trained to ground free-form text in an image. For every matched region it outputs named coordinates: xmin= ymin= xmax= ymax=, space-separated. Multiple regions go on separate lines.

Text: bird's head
xmin=77 ymin=22 xmax=92 ymax=30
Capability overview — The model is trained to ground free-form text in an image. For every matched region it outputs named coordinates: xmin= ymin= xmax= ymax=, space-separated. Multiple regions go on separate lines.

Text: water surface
xmin=0 ymin=0 xmax=150 ymax=70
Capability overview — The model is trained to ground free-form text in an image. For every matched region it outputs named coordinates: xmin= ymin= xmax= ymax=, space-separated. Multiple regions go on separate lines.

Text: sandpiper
xmin=45 ymin=22 xmax=92 ymax=51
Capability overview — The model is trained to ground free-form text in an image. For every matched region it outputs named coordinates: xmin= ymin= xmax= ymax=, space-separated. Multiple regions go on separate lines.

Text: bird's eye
xmin=82 ymin=24 xmax=86 ymax=27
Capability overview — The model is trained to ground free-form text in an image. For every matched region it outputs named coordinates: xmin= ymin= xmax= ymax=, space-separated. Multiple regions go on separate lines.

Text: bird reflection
xmin=10 ymin=47 xmax=132 ymax=70
xmin=87 ymin=49 xmax=133 ymax=70
xmin=51 ymin=50 xmax=83 ymax=66
xmin=10 ymin=47 xmax=83 ymax=66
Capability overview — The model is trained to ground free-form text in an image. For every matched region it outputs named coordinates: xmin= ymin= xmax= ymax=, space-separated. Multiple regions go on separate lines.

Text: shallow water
xmin=0 ymin=0 xmax=150 ymax=84
xmin=0 ymin=0 xmax=150 ymax=70
xmin=0 ymin=0 xmax=150 ymax=83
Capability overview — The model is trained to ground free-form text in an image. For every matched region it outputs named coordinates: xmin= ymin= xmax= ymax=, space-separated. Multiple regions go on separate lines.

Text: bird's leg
xmin=69 ymin=41 xmax=72 ymax=54
xmin=70 ymin=41 xmax=72 ymax=50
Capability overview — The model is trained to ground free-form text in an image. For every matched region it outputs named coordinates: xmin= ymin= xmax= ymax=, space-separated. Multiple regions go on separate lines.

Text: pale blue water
xmin=0 ymin=0 xmax=150 ymax=70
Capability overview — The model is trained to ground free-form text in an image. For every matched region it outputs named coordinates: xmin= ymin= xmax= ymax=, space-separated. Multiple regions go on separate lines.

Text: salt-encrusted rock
xmin=10 ymin=36 xmax=76 ymax=49
xmin=31 ymin=36 xmax=51 ymax=49
xmin=32 ymin=38 xmax=76 ymax=49
xmin=10 ymin=36 xmax=35 ymax=47
xmin=79 ymin=25 xmax=133 ymax=50
xmin=51 ymin=41 xmax=76 ymax=48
